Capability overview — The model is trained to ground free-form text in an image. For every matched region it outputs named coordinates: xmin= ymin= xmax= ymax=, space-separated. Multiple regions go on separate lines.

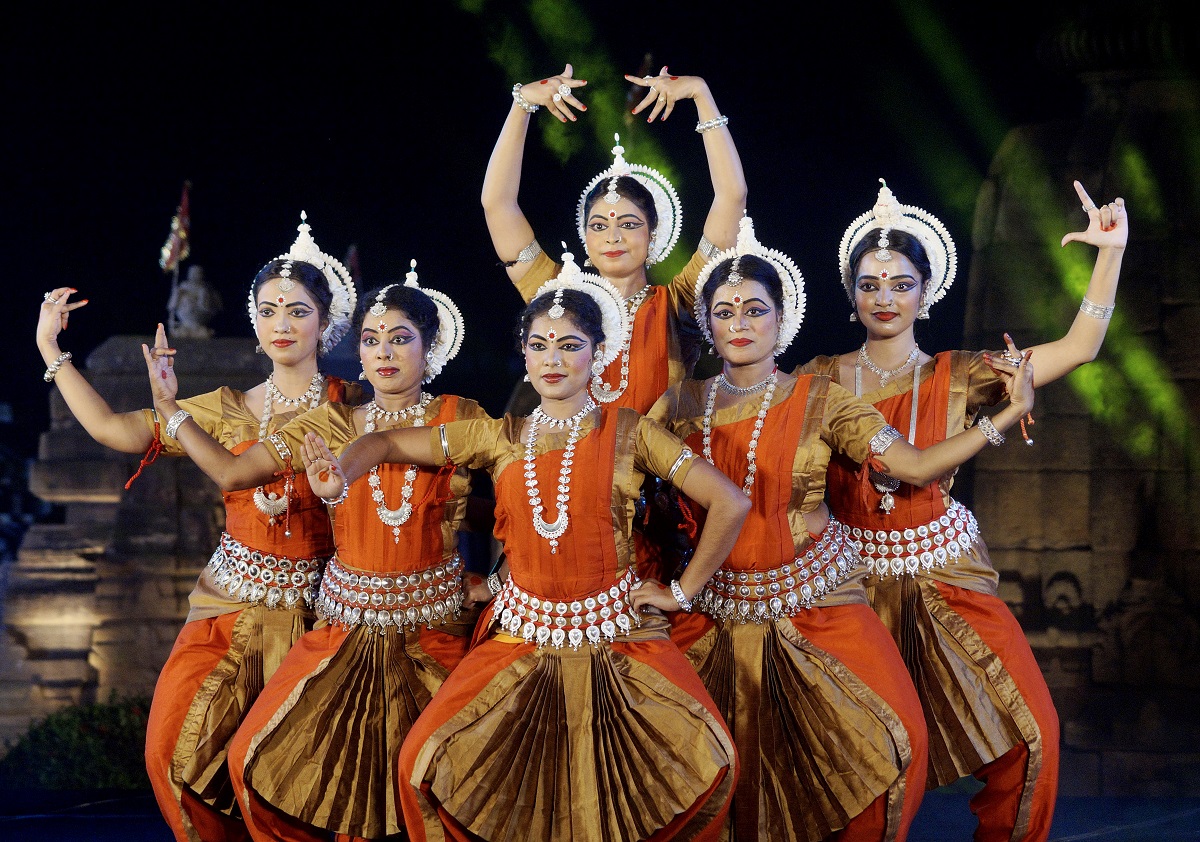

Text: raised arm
xmin=141 ymin=325 xmax=278 ymax=490
xmin=877 ymin=351 xmax=1036 ymax=486
xmin=36 ymin=287 xmax=155 ymax=453
xmin=994 ymin=181 xmax=1128 ymax=387
xmin=481 ymin=63 xmax=588 ymax=284
xmin=626 ymin=68 xmax=747 ymax=249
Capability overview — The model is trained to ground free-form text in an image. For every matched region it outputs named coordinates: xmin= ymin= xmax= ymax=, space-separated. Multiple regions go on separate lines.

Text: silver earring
xmin=255 ymin=344 xmax=265 ymax=354
xmin=849 ymin=311 xmax=858 ymax=322
xmin=523 ymin=373 xmax=531 ymax=383
xmin=358 ymin=365 xmax=367 ymax=380
xmin=591 ymin=359 xmax=604 ymax=376
xmin=583 ymin=257 xmax=593 ymax=267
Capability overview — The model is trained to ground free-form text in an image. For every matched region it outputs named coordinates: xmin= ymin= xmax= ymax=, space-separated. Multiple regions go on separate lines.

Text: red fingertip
xmin=540 ymin=79 xmax=548 ymax=84
xmin=670 ymin=76 xmax=678 ymax=80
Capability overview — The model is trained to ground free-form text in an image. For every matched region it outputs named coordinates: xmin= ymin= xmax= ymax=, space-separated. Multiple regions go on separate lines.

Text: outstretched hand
xmin=302 ymin=432 xmax=347 ymax=500
xmin=36 ymin=287 xmax=88 ymax=352
xmin=516 ymin=63 xmax=588 ymax=123
xmin=624 ymin=66 xmax=706 ymax=122
xmin=140 ymin=323 xmax=178 ymax=406
xmin=1061 ymin=180 xmax=1128 ymax=249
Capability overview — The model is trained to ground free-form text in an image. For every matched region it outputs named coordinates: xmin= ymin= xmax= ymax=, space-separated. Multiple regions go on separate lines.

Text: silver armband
xmin=869 ymin=425 xmax=904 ymax=455
xmin=1079 ymin=296 xmax=1115 ymax=320
xmin=698 ymin=236 xmax=719 ymax=260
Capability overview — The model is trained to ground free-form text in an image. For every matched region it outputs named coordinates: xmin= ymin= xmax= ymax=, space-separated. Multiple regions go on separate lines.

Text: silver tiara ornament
xmin=693 ymin=215 xmax=806 ymax=355
xmin=838 ymin=179 xmax=957 ymax=318
xmin=576 ymin=134 xmax=682 ymax=266
xmin=247 ymin=211 xmax=358 ymax=354
xmin=533 ymin=244 xmax=629 ymax=369
xmin=402 ymin=259 xmax=465 ymax=384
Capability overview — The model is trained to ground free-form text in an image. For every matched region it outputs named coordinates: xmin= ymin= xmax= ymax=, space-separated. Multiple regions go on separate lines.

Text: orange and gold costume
xmin=142 ymin=378 xmax=354 ymax=842
xmin=804 ymin=352 xmax=1060 ymax=842
xmin=652 ymin=374 xmax=928 ymax=841
xmin=517 ymin=249 xmax=710 ymax=584
xmin=397 ymin=406 xmax=737 ymax=842
xmin=223 ymin=395 xmax=486 ymax=840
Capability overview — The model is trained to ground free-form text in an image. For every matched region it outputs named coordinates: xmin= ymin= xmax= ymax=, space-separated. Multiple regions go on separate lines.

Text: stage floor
xmin=0 ymin=790 xmax=1198 ymax=840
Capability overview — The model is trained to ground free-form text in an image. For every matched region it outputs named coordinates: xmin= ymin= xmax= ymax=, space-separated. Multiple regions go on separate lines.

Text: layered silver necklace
xmin=702 ymin=367 xmax=778 ymax=497
xmin=854 ymin=353 xmax=923 ymax=514
xmin=590 ymin=285 xmax=652 ymax=403
xmin=524 ymin=397 xmax=597 ymax=553
xmin=253 ymin=372 xmax=325 ymax=525
xmin=365 ymin=393 xmax=434 ymax=543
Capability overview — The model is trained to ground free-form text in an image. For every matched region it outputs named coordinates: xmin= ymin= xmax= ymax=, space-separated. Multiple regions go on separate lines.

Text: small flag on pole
xmin=159 ymin=181 xmax=192 ymax=273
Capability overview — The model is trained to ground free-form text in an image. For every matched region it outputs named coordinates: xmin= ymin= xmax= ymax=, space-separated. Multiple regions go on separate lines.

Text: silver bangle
xmin=438 ymin=424 xmax=451 ymax=461
xmin=43 ymin=351 xmax=72 ymax=382
xmin=320 ymin=478 xmax=350 ymax=507
xmin=487 ymin=573 xmax=503 ymax=596
xmin=695 ymin=115 xmax=730 ymax=133
xmin=698 ymin=235 xmax=719 ymax=260
xmin=670 ymin=579 xmax=693 ymax=612
xmin=164 ymin=409 xmax=192 ymax=439
xmin=511 ymin=83 xmax=539 ymax=114
xmin=1079 ymin=296 xmax=1115 ymax=320
xmin=977 ymin=415 xmax=1005 ymax=447
xmin=667 ymin=447 xmax=693 ymax=483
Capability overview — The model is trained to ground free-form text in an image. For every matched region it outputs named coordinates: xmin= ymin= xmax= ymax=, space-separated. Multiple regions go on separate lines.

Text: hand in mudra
xmin=302 ymin=432 xmax=346 ymax=499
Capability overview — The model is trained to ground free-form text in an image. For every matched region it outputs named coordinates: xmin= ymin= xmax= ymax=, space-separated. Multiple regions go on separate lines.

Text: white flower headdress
xmin=391 ymin=259 xmax=465 ymax=383
xmin=247 ymin=211 xmax=357 ymax=353
xmin=693 ymin=215 xmax=805 ymax=355
xmin=533 ymin=245 xmax=629 ymax=369
xmin=576 ymin=134 xmax=682 ymax=266
xmin=838 ymin=179 xmax=957 ymax=318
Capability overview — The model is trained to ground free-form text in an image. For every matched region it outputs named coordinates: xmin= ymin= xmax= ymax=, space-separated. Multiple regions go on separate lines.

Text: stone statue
xmin=168 ymin=265 xmax=222 ymax=339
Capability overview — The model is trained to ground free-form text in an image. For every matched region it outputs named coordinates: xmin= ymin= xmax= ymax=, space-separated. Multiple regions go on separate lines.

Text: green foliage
xmin=0 ymin=693 xmax=151 ymax=790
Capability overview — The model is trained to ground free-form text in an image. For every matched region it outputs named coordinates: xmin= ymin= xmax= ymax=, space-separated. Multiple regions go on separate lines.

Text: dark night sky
xmin=3 ymin=0 xmax=1089 ymax=462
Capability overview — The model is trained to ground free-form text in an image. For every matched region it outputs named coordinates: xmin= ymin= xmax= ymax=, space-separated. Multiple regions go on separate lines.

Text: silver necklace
xmin=365 ymin=393 xmax=433 ymax=543
xmin=524 ymin=397 xmax=597 ymax=553
xmin=253 ymin=372 xmax=325 ymax=529
xmin=591 ymin=285 xmax=652 ymax=404
xmin=857 ymin=343 xmax=920 ymax=388
xmin=854 ymin=359 xmax=922 ymax=514
xmin=702 ymin=369 xmax=777 ymax=497
xmin=716 ymin=365 xmax=778 ymax=396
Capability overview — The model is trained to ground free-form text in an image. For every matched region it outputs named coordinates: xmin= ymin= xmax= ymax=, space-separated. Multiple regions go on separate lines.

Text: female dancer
xmin=486 ymin=63 xmax=746 ymax=411
xmin=144 ymin=264 xmax=486 ymax=839
xmin=801 ymin=179 xmax=1127 ymax=841
xmin=35 ymin=213 xmax=358 ymax=841
xmin=489 ymin=64 xmax=745 ymax=582
xmin=306 ymin=251 xmax=750 ymax=841
xmin=651 ymin=216 xmax=1035 ymax=841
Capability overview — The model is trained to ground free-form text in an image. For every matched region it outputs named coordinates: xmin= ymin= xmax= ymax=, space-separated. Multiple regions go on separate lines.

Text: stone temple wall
xmin=963 ymin=7 xmax=1200 ymax=796
xmin=0 ymin=336 xmax=267 ymax=753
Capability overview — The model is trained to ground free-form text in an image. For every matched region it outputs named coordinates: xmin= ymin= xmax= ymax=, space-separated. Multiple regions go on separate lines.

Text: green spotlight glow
xmin=897 ymin=0 xmax=1197 ymax=468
